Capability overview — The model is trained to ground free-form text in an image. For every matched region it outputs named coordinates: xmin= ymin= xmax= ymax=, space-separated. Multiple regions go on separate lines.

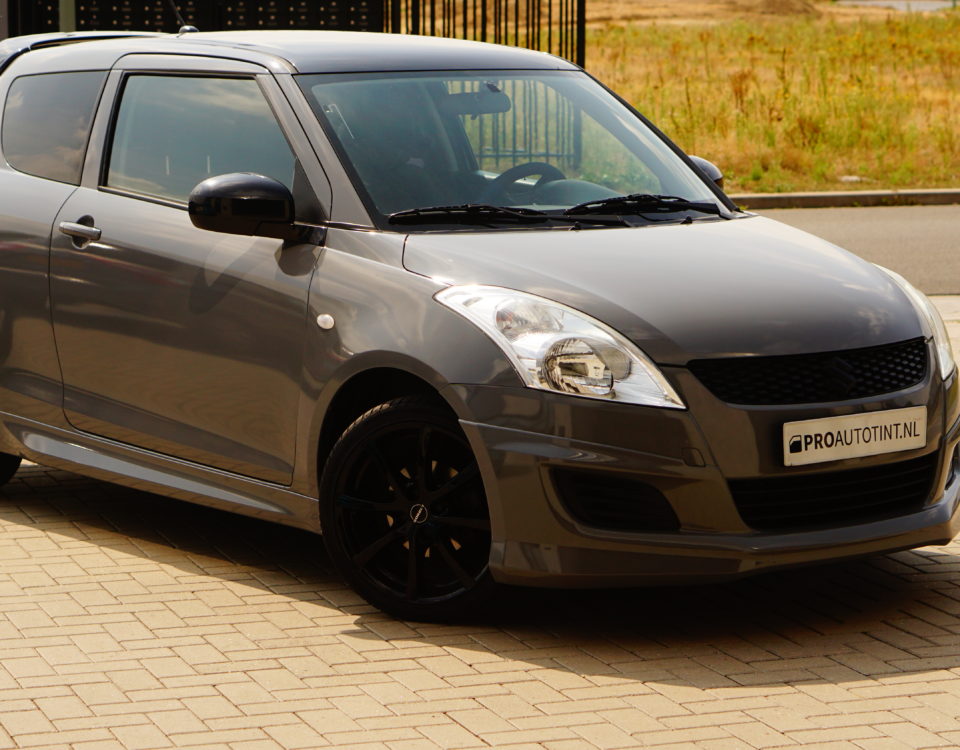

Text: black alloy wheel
xmin=320 ymin=397 xmax=496 ymax=621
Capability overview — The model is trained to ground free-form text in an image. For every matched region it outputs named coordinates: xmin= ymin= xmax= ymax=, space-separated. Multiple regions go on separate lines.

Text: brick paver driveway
xmin=2 ymin=461 xmax=960 ymax=750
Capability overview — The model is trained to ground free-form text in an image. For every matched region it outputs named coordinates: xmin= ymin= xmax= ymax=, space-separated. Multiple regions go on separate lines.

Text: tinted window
xmin=299 ymin=71 xmax=717 ymax=222
xmin=107 ymin=75 xmax=295 ymax=203
xmin=2 ymin=71 xmax=107 ymax=184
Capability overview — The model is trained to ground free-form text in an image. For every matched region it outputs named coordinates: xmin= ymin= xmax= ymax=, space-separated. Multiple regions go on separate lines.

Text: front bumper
xmin=449 ymin=368 xmax=960 ymax=587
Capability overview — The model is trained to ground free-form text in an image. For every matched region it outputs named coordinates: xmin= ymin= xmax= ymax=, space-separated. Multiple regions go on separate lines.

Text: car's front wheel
xmin=320 ymin=396 xmax=497 ymax=621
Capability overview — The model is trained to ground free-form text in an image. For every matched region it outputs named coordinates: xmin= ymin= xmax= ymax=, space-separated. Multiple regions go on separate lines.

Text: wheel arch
xmin=315 ymin=364 xmax=466 ymax=483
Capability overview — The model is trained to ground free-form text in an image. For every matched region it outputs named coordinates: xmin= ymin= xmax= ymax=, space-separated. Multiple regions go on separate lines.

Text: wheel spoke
xmin=336 ymin=493 xmax=404 ymax=513
xmin=352 ymin=526 xmax=403 ymax=566
xmin=416 ymin=426 xmax=433 ymax=494
xmin=370 ymin=440 xmax=410 ymax=503
xmin=435 ymin=539 xmax=476 ymax=590
xmin=437 ymin=515 xmax=491 ymax=531
xmin=406 ymin=529 xmax=421 ymax=599
xmin=427 ymin=463 xmax=481 ymax=506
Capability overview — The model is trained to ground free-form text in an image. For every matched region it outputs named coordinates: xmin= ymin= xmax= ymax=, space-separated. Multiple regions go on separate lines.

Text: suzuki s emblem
xmin=409 ymin=504 xmax=429 ymax=524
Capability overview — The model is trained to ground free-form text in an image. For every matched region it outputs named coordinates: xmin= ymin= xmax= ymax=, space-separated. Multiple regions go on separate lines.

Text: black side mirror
xmin=689 ymin=156 xmax=724 ymax=191
xmin=188 ymin=172 xmax=301 ymax=241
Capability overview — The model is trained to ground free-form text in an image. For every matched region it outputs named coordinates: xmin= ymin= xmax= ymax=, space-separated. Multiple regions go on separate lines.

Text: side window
xmin=106 ymin=75 xmax=296 ymax=203
xmin=2 ymin=71 xmax=107 ymax=184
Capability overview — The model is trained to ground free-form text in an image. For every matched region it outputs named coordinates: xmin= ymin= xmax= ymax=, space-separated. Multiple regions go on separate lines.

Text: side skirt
xmin=0 ymin=411 xmax=321 ymax=533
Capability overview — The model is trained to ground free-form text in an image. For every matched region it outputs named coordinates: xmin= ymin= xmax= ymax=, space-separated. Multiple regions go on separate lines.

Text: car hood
xmin=402 ymin=215 xmax=924 ymax=365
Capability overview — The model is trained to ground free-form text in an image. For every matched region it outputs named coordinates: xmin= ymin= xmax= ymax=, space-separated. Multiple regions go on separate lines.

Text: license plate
xmin=783 ymin=406 xmax=926 ymax=467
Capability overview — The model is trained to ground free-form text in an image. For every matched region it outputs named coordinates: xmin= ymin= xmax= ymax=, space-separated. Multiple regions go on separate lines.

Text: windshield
xmin=297 ymin=70 xmax=725 ymax=229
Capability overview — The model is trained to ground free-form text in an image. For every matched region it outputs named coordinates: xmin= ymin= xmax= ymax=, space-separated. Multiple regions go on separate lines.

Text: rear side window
xmin=2 ymin=71 xmax=107 ymax=184
xmin=106 ymin=75 xmax=295 ymax=203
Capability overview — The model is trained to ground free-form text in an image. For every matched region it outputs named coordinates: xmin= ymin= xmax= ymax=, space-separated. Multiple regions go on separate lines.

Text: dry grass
xmin=586 ymin=6 xmax=960 ymax=192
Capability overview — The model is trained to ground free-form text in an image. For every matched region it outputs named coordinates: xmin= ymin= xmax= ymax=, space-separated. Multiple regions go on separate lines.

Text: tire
xmin=0 ymin=452 xmax=20 ymax=487
xmin=320 ymin=396 xmax=497 ymax=621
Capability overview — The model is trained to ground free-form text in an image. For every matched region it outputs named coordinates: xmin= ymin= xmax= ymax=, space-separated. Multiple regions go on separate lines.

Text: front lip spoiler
xmin=490 ymin=487 xmax=960 ymax=588
xmin=491 ymin=485 xmax=960 ymax=588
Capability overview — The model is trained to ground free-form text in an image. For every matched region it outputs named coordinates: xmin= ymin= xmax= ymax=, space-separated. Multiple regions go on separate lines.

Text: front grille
xmin=688 ymin=338 xmax=927 ymax=405
xmin=552 ymin=469 xmax=679 ymax=532
xmin=729 ymin=452 xmax=939 ymax=531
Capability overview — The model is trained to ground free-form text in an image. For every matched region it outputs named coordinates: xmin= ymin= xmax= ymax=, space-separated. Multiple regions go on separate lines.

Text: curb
xmin=730 ymin=189 xmax=960 ymax=210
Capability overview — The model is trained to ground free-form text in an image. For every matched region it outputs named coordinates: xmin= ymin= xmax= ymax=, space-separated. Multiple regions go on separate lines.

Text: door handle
xmin=58 ymin=221 xmax=101 ymax=243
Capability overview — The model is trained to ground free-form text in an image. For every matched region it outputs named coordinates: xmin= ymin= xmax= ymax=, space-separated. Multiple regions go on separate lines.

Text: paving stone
xmin=5 ymin=462 xmax=960 ymax=748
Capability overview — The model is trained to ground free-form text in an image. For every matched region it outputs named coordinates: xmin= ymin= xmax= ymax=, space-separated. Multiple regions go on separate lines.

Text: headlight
xmin=435 ymin=285 xmax=685 ymax=409
xmin=877 ymin=265 xmax=956 ymax=381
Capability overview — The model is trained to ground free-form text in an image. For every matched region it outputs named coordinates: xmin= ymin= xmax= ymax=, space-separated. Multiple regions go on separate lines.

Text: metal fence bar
xmin=4 ymin=0 xmax=585 ymax=67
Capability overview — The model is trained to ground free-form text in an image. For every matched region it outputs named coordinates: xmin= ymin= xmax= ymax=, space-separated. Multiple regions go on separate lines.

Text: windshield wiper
xmin=389 ymin=204 xmax=550 ymax=225
xmin=388 ymin=204 xmax=625 ymax=227
xmin=564 ymin=193 xmax=724 ymax=218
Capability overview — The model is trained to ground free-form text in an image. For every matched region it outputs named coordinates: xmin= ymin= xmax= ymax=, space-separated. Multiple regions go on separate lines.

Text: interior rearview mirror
xmin=438 ymin=86 xmax=512 ymax=117
xmin=188 ymin=172 xmax=302 ymax=241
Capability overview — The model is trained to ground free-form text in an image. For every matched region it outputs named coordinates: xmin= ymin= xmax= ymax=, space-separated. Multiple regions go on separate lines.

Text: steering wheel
xmin=478 ymin=161 xmax=566 ymax=204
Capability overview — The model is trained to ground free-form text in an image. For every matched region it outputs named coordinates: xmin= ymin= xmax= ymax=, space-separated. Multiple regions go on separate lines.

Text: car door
xmin=49 ymin=56 xmax=328 ymax=484
xmin=0 ymin=67 xmax=108 ymax=428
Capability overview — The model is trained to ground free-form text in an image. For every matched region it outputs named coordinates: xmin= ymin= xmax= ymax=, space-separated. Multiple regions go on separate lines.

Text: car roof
xmin=0 ymin=31 xmax=156 ymax=73
xmin=1 ymin=30 xmax=579 ymax=75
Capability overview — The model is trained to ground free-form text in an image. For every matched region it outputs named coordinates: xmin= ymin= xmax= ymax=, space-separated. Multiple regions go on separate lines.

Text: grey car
xmin=0 ymin=29 xmax=957 ymax=621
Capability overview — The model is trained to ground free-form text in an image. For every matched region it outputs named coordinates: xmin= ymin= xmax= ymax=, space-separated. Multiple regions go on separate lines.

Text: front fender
xmin=288 ymin=235 xmax=520 ymax=497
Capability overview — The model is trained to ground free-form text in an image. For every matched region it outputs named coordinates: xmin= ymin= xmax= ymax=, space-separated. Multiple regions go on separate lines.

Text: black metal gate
xmin=1 ymin=0 xmax=584 ymax=66
xmin=1 ymin=1 xmax=383 ymax=37
xmin=383 ymin=0 xmax=584 ymax=66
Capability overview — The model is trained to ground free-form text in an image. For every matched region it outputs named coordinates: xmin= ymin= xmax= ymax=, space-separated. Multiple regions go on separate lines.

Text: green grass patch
xmin=588 ymin=11 xmax=960 ymax=192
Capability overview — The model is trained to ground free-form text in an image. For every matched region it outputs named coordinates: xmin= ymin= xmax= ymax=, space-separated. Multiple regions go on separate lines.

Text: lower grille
xmin=552 ymin=469 xmax=679 ymax=532
xmin=729 ymin=452 xmax=939 ymax=531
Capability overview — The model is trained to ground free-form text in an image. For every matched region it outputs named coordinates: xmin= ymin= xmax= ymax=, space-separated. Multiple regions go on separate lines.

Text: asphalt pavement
xmin=756 ymin=204 xmax=960 ymax=295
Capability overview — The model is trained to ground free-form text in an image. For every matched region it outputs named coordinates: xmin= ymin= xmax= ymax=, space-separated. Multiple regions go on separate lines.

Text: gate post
xmin=575 ymin=0 xmax=585 ymax=67
xmin=59 ymin=0 xmax=75 ymax=31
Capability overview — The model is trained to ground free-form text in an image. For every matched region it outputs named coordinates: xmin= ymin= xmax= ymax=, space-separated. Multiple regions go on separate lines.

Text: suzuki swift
xmin=0 ymin=29 xmax=956 ymax=620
